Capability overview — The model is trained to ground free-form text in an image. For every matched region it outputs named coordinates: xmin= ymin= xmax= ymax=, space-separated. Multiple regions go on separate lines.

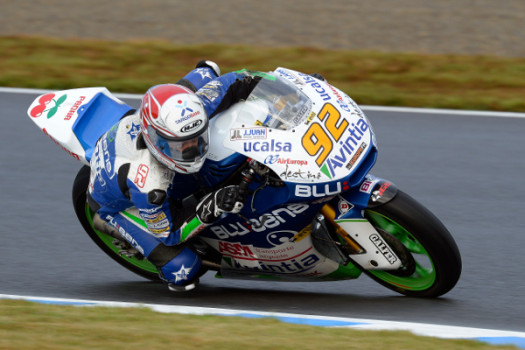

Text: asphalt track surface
xmin=2 ymin=90 xmax=525 ymax=333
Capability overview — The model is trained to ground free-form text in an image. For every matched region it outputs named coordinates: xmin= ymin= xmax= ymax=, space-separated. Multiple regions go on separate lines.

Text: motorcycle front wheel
xmin=72 ymin=166 xmax=161 ymax=281
xmin=363 ymin=190 xmax=462 ymax=298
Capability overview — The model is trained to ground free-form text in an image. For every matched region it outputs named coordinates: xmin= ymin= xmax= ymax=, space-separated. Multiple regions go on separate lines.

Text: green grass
xmin=3 ymin=35 xmax=525 ymax=112
xmin=0 ymin=300 xmax=520 ymax=350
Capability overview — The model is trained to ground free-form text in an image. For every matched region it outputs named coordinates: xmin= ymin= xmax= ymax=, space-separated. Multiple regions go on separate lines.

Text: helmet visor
xmin=146 ymin=125 xmax=209 ymax=163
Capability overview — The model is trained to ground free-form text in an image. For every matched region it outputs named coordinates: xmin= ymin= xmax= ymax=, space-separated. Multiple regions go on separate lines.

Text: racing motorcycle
xmin=27 ymin=67 xmax=461 ymax=297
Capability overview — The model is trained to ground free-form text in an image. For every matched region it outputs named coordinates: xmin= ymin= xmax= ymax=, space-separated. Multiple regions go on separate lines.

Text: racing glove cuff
xmin=195 ymin=60 xmax=221 ymax=77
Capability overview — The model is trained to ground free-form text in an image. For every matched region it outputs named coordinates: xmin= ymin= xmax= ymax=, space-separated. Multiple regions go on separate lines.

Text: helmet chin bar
xmin=182 ymin=145 xmax=201 ymax=161
xmin=142 ymin=122 xmax=209 ymax=174
xmin=145 ymin=137 xmax=207 ymax=174
xmin=172 ymin=156 xmax=206 ymax=174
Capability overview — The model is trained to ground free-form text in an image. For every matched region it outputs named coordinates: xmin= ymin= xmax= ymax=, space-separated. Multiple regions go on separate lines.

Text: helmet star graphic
xmin=175 ymin=100 xmax=194 ymax=116
xmin=172 ymin=265 xmax=192 ymax=282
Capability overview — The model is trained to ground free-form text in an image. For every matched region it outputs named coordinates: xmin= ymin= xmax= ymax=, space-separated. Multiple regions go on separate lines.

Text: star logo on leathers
xmin=127 ymin=122 xmax=140 ymax=141
xmin=173 ymin=265 xmax=192 ymax=282
xmin=201 ymin=200 xmax=213 ymax=221
xmin=196 ymin=68 xmax=212 ymax=80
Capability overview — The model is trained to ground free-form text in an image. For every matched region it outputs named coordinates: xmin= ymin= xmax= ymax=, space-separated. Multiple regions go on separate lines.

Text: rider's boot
xmin=150 ymin=245 xmax=202 ymax=293
xmin=168 ymin=278 xmax=199 ymax=292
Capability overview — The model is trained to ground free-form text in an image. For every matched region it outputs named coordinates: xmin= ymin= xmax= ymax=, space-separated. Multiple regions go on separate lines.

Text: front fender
xmin=338 ymin=175 xmax=399 ymax=215
xmin=321 ymin=175 xmax=403 ymax=271
xmin=366 ymin=177 xmax=398 ymax=208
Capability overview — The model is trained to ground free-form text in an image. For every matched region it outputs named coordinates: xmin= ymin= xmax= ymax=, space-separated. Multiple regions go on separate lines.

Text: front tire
xmin=72 ymin=166 xmax=161 ymax=281
xmin=364 ymin=190 xmax=462 ymax=297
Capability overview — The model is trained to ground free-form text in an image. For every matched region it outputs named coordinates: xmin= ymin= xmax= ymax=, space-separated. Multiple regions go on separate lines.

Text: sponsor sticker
xmin=105 ymin=214 xmax=145 ymax=254
xmin=371 ymin=182 xmax=392 ymax=202
xmin=180 ymin=119 xmax=203 ymax=133
xmin=243 ymin=140 xmax=292 ymax=152
xmin=345 ymin=142 xmax=367 ymax=170
xmin=230 ymin=127 xmax=267 ymax=140
xmin=370 ymin=234 xmax=398 ymax=264
xmin=30 ymin=93 xmax=67 ymax=119
xmin=338 ymin=198 xmax=353 ymax=217
xmin=145 ymin=212 xmax=170 ymax=235
xmin=232 ymin=251 xmax=320 ymax=274
xmin=360 ymin=180 xmax=374 ymax=193
xmin=279 ymin=164 xmax=322 ymax=182
xmin=64 ymin=96 xmax=86 ymax=120
xmin=295 ymin=181 xmax=349 ymax=198
xmin=210 ymin=204 xmax=309 ymax=238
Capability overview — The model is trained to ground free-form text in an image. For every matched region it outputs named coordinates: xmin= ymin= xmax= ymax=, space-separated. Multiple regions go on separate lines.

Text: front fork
xmin=320 ymin=175 xmax=402 ymax=271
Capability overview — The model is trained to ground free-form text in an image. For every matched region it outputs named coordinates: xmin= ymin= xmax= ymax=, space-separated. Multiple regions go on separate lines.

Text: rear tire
xmin=363 ymin=190 xmax=462 ymax=297
xmin=72 ymin=166 xmax=161 ymax=281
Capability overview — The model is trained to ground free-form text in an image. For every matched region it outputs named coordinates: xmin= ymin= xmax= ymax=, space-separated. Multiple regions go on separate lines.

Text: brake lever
xmin=235 ymin=167 xmax=271 ymax=229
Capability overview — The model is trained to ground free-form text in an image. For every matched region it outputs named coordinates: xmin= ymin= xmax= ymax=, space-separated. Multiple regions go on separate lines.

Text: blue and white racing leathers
xmin=88 ymin=67 xmax=255 ymax=286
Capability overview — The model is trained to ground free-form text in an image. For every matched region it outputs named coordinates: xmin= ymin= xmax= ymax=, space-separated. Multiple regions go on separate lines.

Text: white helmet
xmin=139 ymin=84 xmax=209 ymax=173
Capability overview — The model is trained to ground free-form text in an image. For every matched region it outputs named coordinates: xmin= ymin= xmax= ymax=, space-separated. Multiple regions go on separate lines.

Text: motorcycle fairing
xmin=196 ymin=174 xmax=403 ymax=280
xmin=195 ymin=70 xmax=404 ymax=279
xmin=196 ymin=197 xmax=343 ymax=280
xmin=214 ymin=68 xmax=378 ymax=200
xmin=27 ymin=88 xmax=134 ymax=165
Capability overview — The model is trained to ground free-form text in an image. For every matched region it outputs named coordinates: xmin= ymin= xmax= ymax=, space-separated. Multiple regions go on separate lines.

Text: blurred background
xmin=2 ymin=0 xmax=525 ymax=111
xmin=2 ymin=0 xmax=525 ymax=56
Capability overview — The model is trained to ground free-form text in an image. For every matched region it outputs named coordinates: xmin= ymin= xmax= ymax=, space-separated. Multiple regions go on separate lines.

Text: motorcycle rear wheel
xmin=72 ymin=166 xmax=161 ymax=281
xmin=363 ymin=190 xmax=462 ymax=297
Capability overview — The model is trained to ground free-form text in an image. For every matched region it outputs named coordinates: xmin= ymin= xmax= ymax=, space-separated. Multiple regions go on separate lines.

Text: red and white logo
xmin=360 ymin=180 xmax=373 ymax=193
xmin=134 ymin=164 xmax=149 ymax=188
xmin=338 ymin=198 xmax=353 ymax=216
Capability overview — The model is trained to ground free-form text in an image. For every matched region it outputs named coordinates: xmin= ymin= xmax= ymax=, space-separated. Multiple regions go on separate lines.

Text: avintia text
xmin=325 ymin=118 xmax=370 ymax=177
xmin=234 ymin=253 xmax=320 ymax=274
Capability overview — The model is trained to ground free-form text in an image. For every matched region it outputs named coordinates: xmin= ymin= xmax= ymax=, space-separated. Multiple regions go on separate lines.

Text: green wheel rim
xmin=85 ymin=205 xmax=158 ymax=274
xmin=365 ymin=210 xmax=437 ymax=291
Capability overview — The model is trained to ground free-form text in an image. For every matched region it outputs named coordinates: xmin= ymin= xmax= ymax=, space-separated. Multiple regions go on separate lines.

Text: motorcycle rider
xmin=87 ymin=61 xmax=261 ymax=291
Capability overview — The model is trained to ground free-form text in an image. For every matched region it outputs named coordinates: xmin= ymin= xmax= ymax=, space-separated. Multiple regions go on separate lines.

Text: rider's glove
xmin=195 ymin=59 xmax=221 ymax=77
xmin=209 ymin=75 xmax=262 ymax=119
xmin=195 ymin=185 xmax=244 ymax=224
xmin=310 ymin=73 xmax=326 ymax=81
xmin=237 ymin=75 xmax=262 ymax=96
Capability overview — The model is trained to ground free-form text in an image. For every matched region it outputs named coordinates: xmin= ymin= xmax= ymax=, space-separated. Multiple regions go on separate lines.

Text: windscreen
xmin=245 ymin=73 xmax=312 ymax=130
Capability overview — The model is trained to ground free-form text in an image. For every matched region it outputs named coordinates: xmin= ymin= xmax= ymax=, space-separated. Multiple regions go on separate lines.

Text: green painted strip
xmin=235 ymin=69 xmax=276 ymax=81
xmin=180 ymin=216 xmax=204 ymax=241
xmin=325 ymin=263 xmax=362 ymax=280
xmin=335 ymin=219 xmax=368 ymax=223
xmin=121 ymin=211 xmax=148 ymax=229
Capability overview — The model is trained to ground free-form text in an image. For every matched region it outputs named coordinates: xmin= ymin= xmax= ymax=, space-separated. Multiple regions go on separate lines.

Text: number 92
xmin=302 ymin=103 xmax=348 ymax=167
